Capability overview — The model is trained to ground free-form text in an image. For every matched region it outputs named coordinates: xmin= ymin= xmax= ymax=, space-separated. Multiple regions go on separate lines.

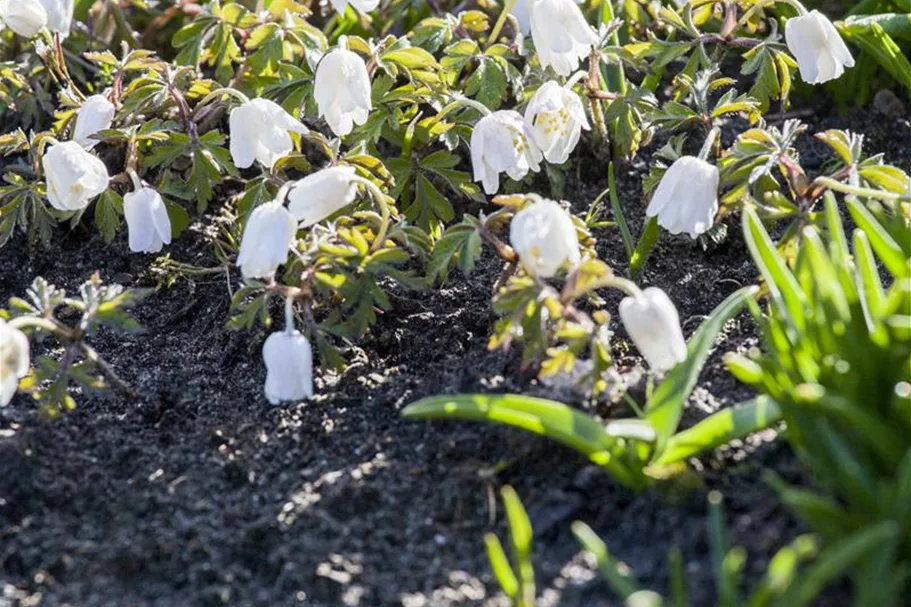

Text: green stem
xmin=813 ymin=177 xmax=906 ymax=202
xmin=196 ymin=87 xmax=251 ymax=111
xmin=738 ymin=0 xmax=808 ymax=28
xmin=698 ymin=126 xmax=721 ymax=161
xmin=487 ymin=0 xmax=518 ymax=48
xmin=8 ymin=316 xmax=60 ymax=334
xmin=352 ymin=176 xmax=392 ymax=252
xmin=435 ymin=97 xmax=494 ymax=122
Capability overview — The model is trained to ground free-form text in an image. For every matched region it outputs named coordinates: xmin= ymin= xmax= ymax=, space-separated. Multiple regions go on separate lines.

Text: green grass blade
xmin=402 ymin=394 xmax=626 ymax=458
xmin=630 ymin=217 xmax=660 ymax=278
xmin=501 ymin=486 xmax=535 ymax=605
xmin=645 ymin=286 xmax=759 ymax=453
xmin=654 ymin=397 xmax=782 ymax=466
xmin=484 ymin=533 xmax=519 ymax=599
xmin=571 ymin=521 xmax=641 ymax=599
xmin=743 ymin=207 xmax=806 ymax=330
xmin=609 ymin=162 xmax=635 ymax=261
xmin=846 ymin=197 xmax=909 ymax=278
xmin=780 ymin=522 xmax=899 ymax=607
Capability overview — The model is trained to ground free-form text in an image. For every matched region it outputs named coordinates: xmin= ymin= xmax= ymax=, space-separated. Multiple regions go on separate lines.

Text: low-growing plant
xmin=1 ymin=273 xmax=147 ymax=417
xmin=725 ymin=199 xmax=911 ymax=605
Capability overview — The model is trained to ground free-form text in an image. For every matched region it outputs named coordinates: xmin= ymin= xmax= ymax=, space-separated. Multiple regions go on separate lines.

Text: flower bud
xmin=315 ymin=48 xmax=372 ymax=137
xmin=42 ymin=141 xmax=109 ymax=211
xmin=510 ymin=198 xmax=581 ymax=278
xmin=39 ymin=0 xmax=74 ymax=34
xmin=229 ymin=99 xmax=309 ymax=170
xmin=263 ymin=330 xmax=313 ymax=405
xmin=0 ymin=0 xmax=48 ymax=38
xmin=237 ymin=201 xmax=297 ymax=279
xmin=1 ymin=319 xmax=30 ymax=406
xmin=123 ymin=186 xmax=172 ymax=254
xmin=618 ymin=287 xmax=687 ymax=373
xmin=646 ymin=156 xmax=719 ymax=239
xmin=785 ymin=10 xmax=854 ymax=85
xmin=73 ymin=95 xmax=115 ymax=150
xmin=288 ymin=166 xmax=359 ymax=227
xmin=525 ymin=81 xmax=589 ymax=164
xmin=471 ymin=110 xmax=542 ymax=195
xmin=328 ymin=0 xmax=379 ymax=13
xmin=530 ymin=0 xmax=598 ymax=77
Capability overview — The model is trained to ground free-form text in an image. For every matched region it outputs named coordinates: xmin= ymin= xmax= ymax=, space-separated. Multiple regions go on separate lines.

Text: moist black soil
xmin=1 ymin=107 xmax=909 ymax=607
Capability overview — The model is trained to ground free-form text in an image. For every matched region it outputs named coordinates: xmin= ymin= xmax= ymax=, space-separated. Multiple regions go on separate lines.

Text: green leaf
xmin=646 ymin=286 xmax=760 ymax=454
xmin=571 ymin=521 xmax=641 ymax=599
xmin=846 ymin=197 xmax=909 ymax=278
xmin=654 ymin=397 xmax=782 ymax=466
xmin=484 ymin=534 xmax=519 ymax=598
xmin=402 ymin=393 xmax=616 ymax=459
xmin=839 ymin=21 xmax=911 ymax=95
xmin=94 ymin=190 xmax=123 ymax=244
xmin=630 ymin=217 xmax=660 ymax=277
xmin=608 ymin=162 xmax=634 ymax=261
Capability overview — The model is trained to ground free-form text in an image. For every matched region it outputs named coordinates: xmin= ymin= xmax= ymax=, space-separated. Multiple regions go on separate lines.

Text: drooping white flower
xmin=263 ymin=330 xmax=313 ymax=405
xmin=1 ymin=319 xmax=30 ymax=406
xmin=229 ymin=99 xmax=309 ymax=170
xmin=123 ymin=186 xmax=171 ymax=254
xmin=530 ymin=0 xmax=598 ymax=77
xmin=471 ymin=110 xmax=542 ymax=195
xmin=510 ymin=0 xmax=532 ymax=34
xmin=288 ymin=166 xmax=359 ymax=227
xmin=510 ymin=198 xmax=581 ymax=278
xmin=38 ymin=0 xmax=73 ymax=34
xmin=237 ymin=201 xmax=297 ymax=279
xmin=618 ymin=287 xmax=687 ymax=373
xmin=785 ymin=10 xmax=855 ymax=85
xmin=42 ymin=141 xmax=109 ymax=211
xmin=73 ymin=95 xmax=115 ymax=149
xmin=328 ymin=0 xmax=379 ymax=14
xmin=314 ymin=48 xmax=372 ymax=137
xmin=0 ymin=0 xmax=47 ymax=38
xmin=525 ymin=81 xmax=589 ymax=164
xmin=646 ymin=156 xmax=719 ymax=239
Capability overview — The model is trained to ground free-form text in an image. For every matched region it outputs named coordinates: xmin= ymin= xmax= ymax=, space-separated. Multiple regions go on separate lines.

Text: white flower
xmin=618 ymin=287 xmax=687 ymax=373
xmin=73 ymin=95 xmax=115 ymax=149
xmin=525 ymin=81 xmax=589 ymax=164
xmin=263 ymin=330 xmax=313 ymax=405
xmin=646 ymin=156 xmax=719 ymax=238
xmin=510 ymin=0 xmax=532 ymax=34
xmin=315 ymin=48 xmax=372 ymax=137
xmin=471 ymin=110 xmax=543 ymax=195
xmin=1 ymin=319 xmax=30 ymax=406
xmin=530 ymin=0 xmax=598 ymax=77
xmin=237 ymin=201 xmax=297 ymax=279
xmin=510 ymin=198 xmax=580 ymax=278
xmin=38 ymin=0 xmax=73 ymax=34
xmin=328 ymin=0 xmax=379 ymax=14
xmin=0 ymin=0 xmax=47 ymax=38
xmin=229 ymin=99 xmax=309 ymax=170
xmin=123 ymin=186 xmax=171 ymax=253
xmin=785 ymin=10 xmax=855 ymax=85
xmin=42 ymin=141 xmax=109 ymax=211
xmin=288 ymin=166 xmax=359 ymax=227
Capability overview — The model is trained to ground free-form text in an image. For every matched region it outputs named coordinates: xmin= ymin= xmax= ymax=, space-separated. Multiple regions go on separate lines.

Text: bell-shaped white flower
xmin=39 ymin=0 xmax=73 ymax=34
xmin=785 ymin=10 xmax=854 ymax=85
xmin=510 ymin=0 xmax=532 ymax=34
xmin=618 ymin=287 xmax=687 ymax=373
xmin=525 ymin=81 xmax=590 ymax=164
xmin=315 ymin=48 xmax=372 ymax=137
xmin=530 ymin=0 xmax=598 ymax=77
xmin=0 ymin=0 xmax=47 ymax=37
xmin=42 ymin=141 xmax=109 ymax=211
xmin=328 ymin=0 xmax=379 ymax=14
xmin=1 ymin=319 xmax=30 ymax=406
xmin=229 ymin=99 xmax=309 ymax=170
xmin=237 ymin=201 xmax=297 ymax=279
xmin=646 ymin=156 xmax=719 ymax=238
xmin=510 ymin=198 xmax=581 ymax=278
xmin=73 ymin=95 xmax=115 ymax=150
xmin=123 ymin=186 xmax=171 ymax=254
xmin=288 ymin=166 xmax=359 ymax=227
xmin=263 ymin=330 xmax=313 ymax=405
xmin=471 ymin=110 xmax=543 ymax=195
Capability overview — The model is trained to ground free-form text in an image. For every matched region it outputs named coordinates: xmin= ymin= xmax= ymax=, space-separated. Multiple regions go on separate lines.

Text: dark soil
xmin=1 ymin=107 xmax=909 ymax=607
